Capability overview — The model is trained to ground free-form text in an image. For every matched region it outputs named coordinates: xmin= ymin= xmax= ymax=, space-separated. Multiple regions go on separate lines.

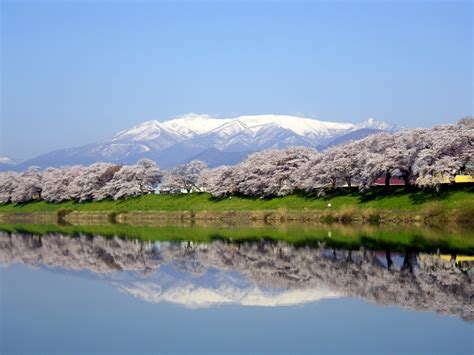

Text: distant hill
xmin=186 ymin=148 xmax=253 ymax=168
xmin=323 ymin=128 xmax=387 ymax=148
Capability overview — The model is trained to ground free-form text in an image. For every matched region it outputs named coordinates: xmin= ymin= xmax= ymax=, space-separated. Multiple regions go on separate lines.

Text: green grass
xmin=1 ymin=221 xmax=473 ymax=255
xmin=0 ymin=184 xmax=473 ymax=214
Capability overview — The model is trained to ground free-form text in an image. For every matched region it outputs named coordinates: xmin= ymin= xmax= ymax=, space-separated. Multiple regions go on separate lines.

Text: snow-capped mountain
xmin=353 ymin=117 xmax=400 ymax=131
xmin=0 ymin=156 xmax=21 ymax=171
xmin=0 ymin=157 xmax=16 ymax=165
xmin=11 ymin=114 xmax=402 ymax=170
xmin=162 ymin=113 xmax=233 ymax=137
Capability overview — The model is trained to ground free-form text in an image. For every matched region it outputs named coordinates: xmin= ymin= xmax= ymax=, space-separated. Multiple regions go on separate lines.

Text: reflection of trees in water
xmin=0 ymin=231 xmax=472 ymax=321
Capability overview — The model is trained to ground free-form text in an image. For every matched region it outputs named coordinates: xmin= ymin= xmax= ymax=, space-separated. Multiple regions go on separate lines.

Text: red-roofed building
xmin=374 ymin=175 xmax=415 ymax=186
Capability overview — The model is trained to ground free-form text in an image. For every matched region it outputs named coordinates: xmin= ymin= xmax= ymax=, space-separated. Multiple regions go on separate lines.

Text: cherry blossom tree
xmin=68 ymin=163 xmax=122 ymax=202
xmin=96 ymin=159 xmax=162 ymax=200
xmin=0 ymin=171 xmax=20 ymax=204
xmin=10 ymin=166 xmax=43 ymax=204
xmin=313 ymin=146 xmax=361 ymax=189
xmin=207 ymin=148 xmax=318 ymax=197
xmin=163 ymin=160 xmax=207 ymax=193
xmin=414 ymin=125 xmax=473 ymax=186
xmin=199 ymin=165 xmax=238 ymax=197
xmin=41 ymin=166 xmax=86 ymax=202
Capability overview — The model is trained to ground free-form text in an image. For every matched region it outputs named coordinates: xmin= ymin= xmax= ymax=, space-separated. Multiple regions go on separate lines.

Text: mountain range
xmin=0 ymin=156 xmax=19 ymax=171
xmin=4 ymin=114 xmax=401 ymax=170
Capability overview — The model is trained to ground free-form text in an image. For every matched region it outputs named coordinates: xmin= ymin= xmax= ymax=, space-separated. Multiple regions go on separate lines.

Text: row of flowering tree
xmin=201 ymin=122 xmax=473 ymax=197
xmin=0 ymin=121 xmax=472 ymax=204
xmin=0 ymin=159 xmax=162 ymax=204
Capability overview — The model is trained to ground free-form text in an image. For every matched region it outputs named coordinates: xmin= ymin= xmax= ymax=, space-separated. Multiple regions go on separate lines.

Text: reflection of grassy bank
xmin=1 ymin=221 xmax=473 ymax=255
xmin=0 ymin=185 xmax=473 ymax=224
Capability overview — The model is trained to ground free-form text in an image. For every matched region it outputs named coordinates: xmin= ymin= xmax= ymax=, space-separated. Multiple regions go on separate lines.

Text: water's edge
xmin=1 ymin=207 xmax=473 ymax=225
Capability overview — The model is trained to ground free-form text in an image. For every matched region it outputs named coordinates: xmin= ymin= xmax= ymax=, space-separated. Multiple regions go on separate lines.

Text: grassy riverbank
xmin=0 ymin=185 xmax=473 ymax=224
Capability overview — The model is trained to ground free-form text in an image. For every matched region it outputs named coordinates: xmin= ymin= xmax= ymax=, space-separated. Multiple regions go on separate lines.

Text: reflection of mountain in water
xmin=0 ymin=232 xmax=472 ymax=320
xmin=118 ymin=274 xmax=341 ymax=308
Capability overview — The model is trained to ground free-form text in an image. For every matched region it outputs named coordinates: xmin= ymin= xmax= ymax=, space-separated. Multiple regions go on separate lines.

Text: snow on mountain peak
xmin=163 ymin=113 xmax=232 ymax=137
xmin=206 ymin=119 xmax=251 ymax=136
xmin=112 ymin=113 xmax=397 ymax=144
xmin=112 ymin=120 xmax=164 ymax=141
xmin=0 ymin=156 xmax=17 ymax=165
xmin=355 ymin=117 xmax=400 ymax=131
xmin=236 ymin=114 xmax=353 ymax=136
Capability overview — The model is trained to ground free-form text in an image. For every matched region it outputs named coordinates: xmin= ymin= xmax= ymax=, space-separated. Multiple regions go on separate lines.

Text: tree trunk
xmin=403 ymin=174 xmax=410 ymax=186
xmin=402 ymin=251 xmax=418 ymax=273
xmin=402 ymin=169 xmax=411 ymax=186
xmin=346 ymin=178 xmax=351 ymax=187
xmin=385 ymin=172 xmax=392 ymax=186
xmin=386 ymin=249 xmax=393 ymax=270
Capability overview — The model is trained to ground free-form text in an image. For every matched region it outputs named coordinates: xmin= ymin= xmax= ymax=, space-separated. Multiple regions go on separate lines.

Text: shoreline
xmin=1 ymin=218 xmax=473 ymax=256
xmin=0 ymin=206 xmax=473 ymax=225
xmin=0 ymin=186 xmax=473 ymax=225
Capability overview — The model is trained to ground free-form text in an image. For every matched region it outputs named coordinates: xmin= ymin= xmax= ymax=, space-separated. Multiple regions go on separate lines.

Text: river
xmin=0 ymin=225 xmax=473 ymax=354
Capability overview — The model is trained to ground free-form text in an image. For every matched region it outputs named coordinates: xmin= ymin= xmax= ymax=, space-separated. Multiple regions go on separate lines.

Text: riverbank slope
xmin=0 ymin=185 xmax=473 ymax=224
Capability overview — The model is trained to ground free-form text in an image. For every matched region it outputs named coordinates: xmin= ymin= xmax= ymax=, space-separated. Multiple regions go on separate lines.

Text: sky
xmin=1 ymin=0 xmax=472 ymax=159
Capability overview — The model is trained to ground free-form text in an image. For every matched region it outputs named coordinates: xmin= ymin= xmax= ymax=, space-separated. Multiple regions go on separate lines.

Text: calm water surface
xmin=0 ymin=228 xmax=473 ymax=355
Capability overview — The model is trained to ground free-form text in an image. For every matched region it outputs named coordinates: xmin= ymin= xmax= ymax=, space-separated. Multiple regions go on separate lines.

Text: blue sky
xmin=1 ymin=0 xmax=472 ymax=159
